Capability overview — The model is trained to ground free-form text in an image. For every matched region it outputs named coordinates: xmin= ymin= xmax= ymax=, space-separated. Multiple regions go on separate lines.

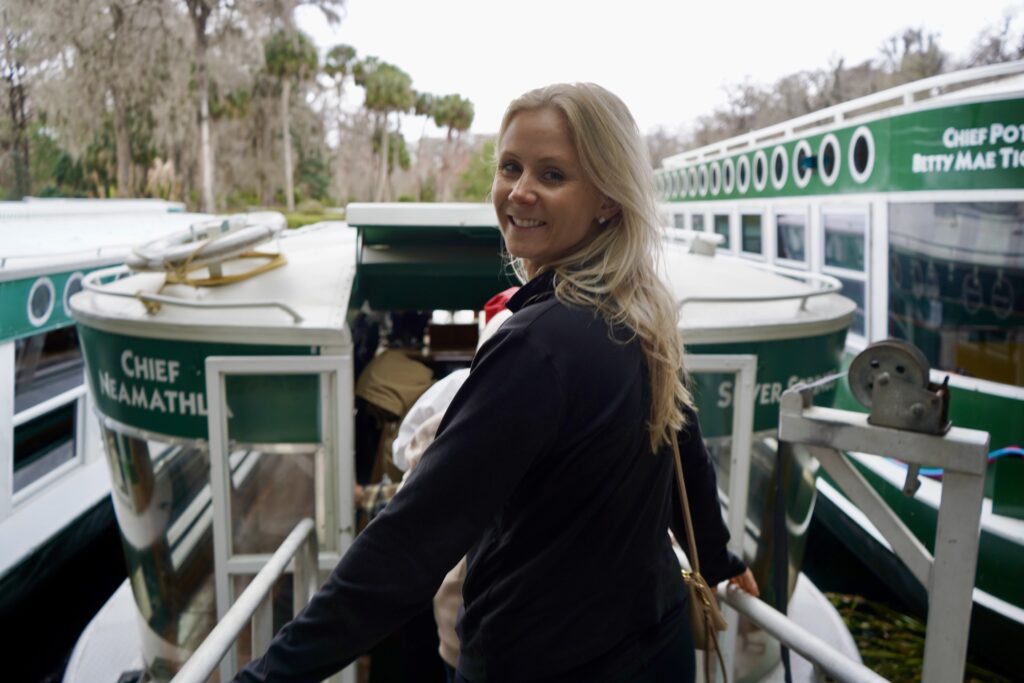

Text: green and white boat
xmin=0 ymin=198 xmax=214 ymax=681
xmin=63 ymin=202 xmax=858 ymax=681
xmin=654 ymin=59 xmax=1024 ymax=670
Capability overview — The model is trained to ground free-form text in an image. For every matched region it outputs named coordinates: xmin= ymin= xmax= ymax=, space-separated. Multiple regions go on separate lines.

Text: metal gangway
xmin=175 ymin=342 xmax=987 ymax=683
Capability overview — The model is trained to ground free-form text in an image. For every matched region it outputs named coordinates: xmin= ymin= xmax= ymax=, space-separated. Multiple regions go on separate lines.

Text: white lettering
xmin=149 ymin=388 xmax=167 ymax=413
xmin=717 ymin=381 xmax=733 ymax=408
xmin=179 ymin=391 xmax=197 ymax=415
xmin=121 ymin=350 xmax=134 ymax=378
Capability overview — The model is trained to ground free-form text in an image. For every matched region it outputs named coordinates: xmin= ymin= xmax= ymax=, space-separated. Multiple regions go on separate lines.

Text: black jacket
xmin=235 ymin=271 xmax=744 ymax=683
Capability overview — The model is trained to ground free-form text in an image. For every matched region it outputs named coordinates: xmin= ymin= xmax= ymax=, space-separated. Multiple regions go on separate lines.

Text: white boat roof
xmin=346 ymin=202 xmax=497 ymax=227
xmin=662 ymin=242 xmax=856 ymax=343
xmin=1 ymin=199 xmax=210 ymax=281
xmin=70 ymin=223 xmax=355 ymax=348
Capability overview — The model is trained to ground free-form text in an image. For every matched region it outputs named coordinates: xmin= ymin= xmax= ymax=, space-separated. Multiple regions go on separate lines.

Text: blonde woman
xmin=236 ymin=83 xmax=756 ymax=683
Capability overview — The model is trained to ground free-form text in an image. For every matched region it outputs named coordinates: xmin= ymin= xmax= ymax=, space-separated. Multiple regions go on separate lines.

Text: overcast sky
xmin=297 ymin=0 xmax=1022 ymax=138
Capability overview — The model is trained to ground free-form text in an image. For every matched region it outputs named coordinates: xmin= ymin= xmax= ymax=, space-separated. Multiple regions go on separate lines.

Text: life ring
xmin=126 ymin=212 xmax=286 ymax=273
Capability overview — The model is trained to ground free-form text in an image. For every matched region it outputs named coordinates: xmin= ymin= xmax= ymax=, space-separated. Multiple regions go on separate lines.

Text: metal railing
xmin=665 ymin=60 xmax=1024 ymax=164
xmin=716 ymin=584 xmax=887 ymax=683
xmin=170 ymin=518 xmax=320 ymax=683
xmin=81 ymin=265 xmax=305 ymax=322
xmin=676 ymin=261 xmax=842 ymax=311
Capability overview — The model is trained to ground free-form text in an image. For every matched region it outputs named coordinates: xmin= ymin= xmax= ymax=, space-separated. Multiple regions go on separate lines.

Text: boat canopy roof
xmin=663 ymin=241 xmax=855 ymax=343
xmin=70 ymin=223 xmax=356 ymax=348
xmin=346 ymin=203 xmax=517 ymax=312
xmin=1 ymin=199 xmax=206 ymax=281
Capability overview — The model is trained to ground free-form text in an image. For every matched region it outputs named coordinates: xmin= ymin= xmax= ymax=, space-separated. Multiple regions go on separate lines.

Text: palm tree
xmin=354 ymin=58 xmax=414 ymax=201
xmin=264 ymin=28 xmax=318 ymax=211
xmin=431 ymin=93 xmax=474 ymax=201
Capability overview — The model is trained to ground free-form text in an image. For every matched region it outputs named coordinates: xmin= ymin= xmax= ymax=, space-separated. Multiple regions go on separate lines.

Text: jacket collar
xmin=506 ymin=270 xmax=555 ymax=313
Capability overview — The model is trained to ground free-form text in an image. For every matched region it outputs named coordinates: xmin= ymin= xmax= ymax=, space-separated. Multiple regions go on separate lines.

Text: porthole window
xmin=27 ymin=277 xmax=56 ymax=327
xmin=688 ymin=168 xmax=698 ymax=197
xmin=667 ymin=171 xmax=677 ymax=199
xmin=737 ymin=156 xmax=750 ymax=194
xmin=793 ymin=140 xmax=813 ymax=188
xmin=710 ymin=162 xmax=721 ymax=196
xmin=771 ymin=146 xmax=788 ymax=190
xmin=680 ymin=169 xmax=689 ymax=197
xmin=849 ymin=126 xmax=874 ymax=184
xmin=723 ymin=158 xmax=735 ymax=194
xmin=819 ymin=134 xmax=840 ymax=186
xmin=753 ymin=150 xmax=768 ymax=192
xmin=62 ymin=271 xmax=84 ymax=317
xmin=699 ymin=165 xmax=709 ymax=196
xmin=661 ymin=173 xmax=670 ymax=199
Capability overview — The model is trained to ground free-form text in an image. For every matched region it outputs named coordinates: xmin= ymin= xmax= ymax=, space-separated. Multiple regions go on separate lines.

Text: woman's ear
xmin=598 ymin=197 xmax=621 ymax=224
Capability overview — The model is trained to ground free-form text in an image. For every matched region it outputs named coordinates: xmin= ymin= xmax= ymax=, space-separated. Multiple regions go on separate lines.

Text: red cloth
xmin=483 ymin=287 xmax=520 ymax=323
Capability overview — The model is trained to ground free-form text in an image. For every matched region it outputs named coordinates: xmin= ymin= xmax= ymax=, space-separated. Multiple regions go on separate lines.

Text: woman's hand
xmin=728 ymin=568 xmax=759 ymax=597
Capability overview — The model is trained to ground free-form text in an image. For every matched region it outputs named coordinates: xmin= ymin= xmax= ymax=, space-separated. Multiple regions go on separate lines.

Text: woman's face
xmin=492 ymin=107 xmax=610 ymax=278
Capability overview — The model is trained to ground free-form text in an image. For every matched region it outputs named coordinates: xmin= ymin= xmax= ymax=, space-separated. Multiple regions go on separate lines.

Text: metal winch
xmin=847 ymin=340 xmax=952 ymax=496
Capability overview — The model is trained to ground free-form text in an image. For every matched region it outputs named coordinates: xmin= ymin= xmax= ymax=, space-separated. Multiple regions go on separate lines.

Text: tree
xmin=431 ymin=93 xmax=474 ymax=201
xmin=1 ymin=7 xmax=30 ymax=198
xmin=965 ymin=11 xmax=1024 ymax=66
xmin=323 ymin=43 xmax=357 ymax=203
xmin=879 ymin=28 xmax=947 ymax=83
xmin=354 ymin=58 xmax=414 ymax=201
xmin=265 ymin=29 xmax=318 ymax=211
xmin=456 ymin=138 xmax=494 ymax=201
xmin=184 ymin=0 xmax=215 ymax=210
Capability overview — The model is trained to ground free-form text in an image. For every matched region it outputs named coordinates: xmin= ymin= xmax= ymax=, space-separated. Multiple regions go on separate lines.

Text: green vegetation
xmin=827 ymin=594 xmax=1011 ymax=683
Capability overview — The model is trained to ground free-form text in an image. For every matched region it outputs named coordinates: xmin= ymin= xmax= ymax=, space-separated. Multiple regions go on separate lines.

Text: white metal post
xmin=0 ymin=341 xmax=14 ymax=522
xmin=205 ymin=354 xmax=354 ymax=683
xmin=921 ymin=470 xmax=987 ymax=682
xmin=778 ymin=384 xmax=990 ymax=683
xmin=683 ymin=353 xmax=758 ymax=683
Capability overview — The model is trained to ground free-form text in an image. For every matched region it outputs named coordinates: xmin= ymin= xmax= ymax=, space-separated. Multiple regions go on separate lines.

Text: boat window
xmin=61 ymin=270 xmax=83 ymax=317
xmin=15 ymin=327 xmax=84 ymax=414
xmin=14 ymin=403 xmax=77 ymax=493
xmin=714 ymin=214 xmax=730 ymax=249
xmin=819 ymin=134 xmax=840 ymax=186
xmin=833 ymin=275 xmax=866 ymax=336
xmin=27 ymin=277 xmax=56 ymax=327
xmin=793 ymin=141 xmax=813 ymax=188
xmin=824 ymin=213 xmax=866 ymax=271
xmin=849 ymin=126 xmax=875 ymax=184
xmin=674 ymin=214 xmax=686 ymax=229
xmin=888 ymin=202 xmax=1023 ymax=386
xmin=692 ymin=214 xmax=705 ymax=231
xmin=776 ymin=213 xmax=806 ymax=262
xmin=741 ymin=214 xmax=762 ymax=255
xmin=753 ymin=151 xmax=768 ymax=192
xmin=737 ymin=156 xmax=750 ymax=194
xmin=710 ymin=163 xmax=721 ymax=195
xmin=723 ymin=159 xmax=734 ymax=194
xmin=771 ymin=147 xmax=788 ymax=190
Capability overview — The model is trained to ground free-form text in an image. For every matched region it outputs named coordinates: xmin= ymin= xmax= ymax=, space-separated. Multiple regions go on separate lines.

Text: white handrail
xmin=170 ymin=518 xmax=320 ymax=683
xmin=716 ymin=584 xmax=888 ymax=683
xmin=678 ymin=267 xmax=842 ymax=310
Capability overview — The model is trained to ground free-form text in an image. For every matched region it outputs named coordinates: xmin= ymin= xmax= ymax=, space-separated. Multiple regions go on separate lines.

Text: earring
xmin=597 ymin=217 xmax=608 ymax=226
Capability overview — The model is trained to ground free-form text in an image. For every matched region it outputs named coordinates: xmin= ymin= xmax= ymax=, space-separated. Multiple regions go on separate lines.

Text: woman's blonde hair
xmin=496 ymin=82 xmax=691 ymax=451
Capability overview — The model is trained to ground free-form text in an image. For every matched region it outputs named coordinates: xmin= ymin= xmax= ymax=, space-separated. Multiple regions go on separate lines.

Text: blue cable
xmin=888 ymin=446 xmax=1023 ymax=479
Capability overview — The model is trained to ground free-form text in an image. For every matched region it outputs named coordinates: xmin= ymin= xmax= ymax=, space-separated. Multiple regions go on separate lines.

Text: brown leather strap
xmin=670 ymin=432 xmax=701 ymax=574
